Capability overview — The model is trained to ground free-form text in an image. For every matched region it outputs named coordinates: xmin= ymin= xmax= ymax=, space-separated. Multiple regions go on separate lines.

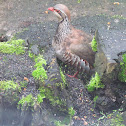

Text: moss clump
xmin=77 ymin=0 xmax=81 ymax=3
xmin=86 ymin=72 xmax=104 ymax=92
xmin=54 ymin=107 xmax=75 ymax=126
xmin=17 ymin=94 xmax=35 ymax=110
xmin=118 ymin=54 xmax=126 ymax=82
xmin=91 ymin=36 xmax=97 ymax=52
xmin=37 ymin=93 xmax=45 ymax=104
xmin=38 ymin=86 xmax=66 ymax=108
xmin=0 ymin=80 xmax=21 ymax=102
xmin=111 ymin=113 xmax=124 ymax=126
xmin=0 ymin=80 xmax=21 ymax=92
xmin=93 ymin=96 xmax=98 ymax=107
xmin=59 ymin=68 xmax=67 ymax=89
xmin=32 ymin=54 xmax=48 ymax=82
xmin=112 ymin=15 xmax=126 ymax=20
xmin=0 ymin=39 xmax=25 ymax=54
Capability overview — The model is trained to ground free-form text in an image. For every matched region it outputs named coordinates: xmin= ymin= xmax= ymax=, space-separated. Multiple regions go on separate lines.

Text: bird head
xmin=48 ymin=4 xmax=71 ymax=22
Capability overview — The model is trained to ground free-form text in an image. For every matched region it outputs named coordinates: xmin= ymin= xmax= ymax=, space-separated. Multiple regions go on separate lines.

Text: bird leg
xmin=66 ymin=71 xmax=79 ymax=79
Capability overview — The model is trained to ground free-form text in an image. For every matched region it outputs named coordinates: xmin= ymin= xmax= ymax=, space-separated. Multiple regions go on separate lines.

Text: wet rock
xmin=31 ymin=44 xmax=40 ymax=55
xmin=92 ymin=17 xmax=126 ymax=111
xmin=0 ymin=30 xmax=8 ymax=42
xmin=95 ymin=25 xmax=126 ymax=81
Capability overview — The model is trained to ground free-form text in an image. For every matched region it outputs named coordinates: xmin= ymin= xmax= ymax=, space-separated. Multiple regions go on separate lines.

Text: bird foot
xmin=66 ymin=71 xmax=79 ymax=79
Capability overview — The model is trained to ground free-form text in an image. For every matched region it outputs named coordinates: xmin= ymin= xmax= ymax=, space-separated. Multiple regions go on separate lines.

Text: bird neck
xmin=55 ymin=17 xmax=71 ymax=43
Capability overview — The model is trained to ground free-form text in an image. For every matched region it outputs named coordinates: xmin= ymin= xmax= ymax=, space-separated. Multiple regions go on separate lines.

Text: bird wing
xmin=64 ymin=29 xmax=95 ymax=66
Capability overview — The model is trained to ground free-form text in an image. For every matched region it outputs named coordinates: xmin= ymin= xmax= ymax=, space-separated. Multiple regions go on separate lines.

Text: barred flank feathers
xmin=63 ymin=52 xmax=90 ymax=73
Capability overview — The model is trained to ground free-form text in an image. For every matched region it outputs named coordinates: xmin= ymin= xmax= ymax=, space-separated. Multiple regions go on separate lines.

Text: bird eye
xmin=55 ymin=10 xmax=60 ymax=13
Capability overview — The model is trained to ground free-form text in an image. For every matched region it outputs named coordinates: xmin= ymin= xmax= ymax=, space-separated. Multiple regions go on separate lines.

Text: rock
xmin=31 ymin=44 xmax=40 ymax=55
xmin=86 ymin=16 xmax=126 ymax=111
xmin=0 ymin=29 xmax=8 ymax=42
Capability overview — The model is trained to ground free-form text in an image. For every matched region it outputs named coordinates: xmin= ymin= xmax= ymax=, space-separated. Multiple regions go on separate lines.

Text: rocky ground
xmin=0 ymin=0 xmax=126 ymax=126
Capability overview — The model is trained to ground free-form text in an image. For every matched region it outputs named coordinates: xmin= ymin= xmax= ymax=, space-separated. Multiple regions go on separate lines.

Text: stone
xmin=31 ymin=44 xmax=40 ymax=55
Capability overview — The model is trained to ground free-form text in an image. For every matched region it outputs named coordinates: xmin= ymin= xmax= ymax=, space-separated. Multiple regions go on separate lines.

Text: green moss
xmin=54 ymin=107 xmax=75 ymax=126
xmin=0 ymin=39 xmax=25 ymax=54
xmin=111 ymin=113 xmax=124 ymax=126
xmin=59 ymin=68 xmax=67 ymax=89
xmin=54 ymin=121 xmax=64 ymax=126
xmin=112 ymin=15 xmax=126 ymax=20
xmin=0 ymin=80 xmax=21 ymax=92
xmin=86 ymin=72 xmax=104 ymax=92
xmin=32 ymin=54 xmax=48 ymax=82
xmin=38 ymin=86 xmax=66 ymax=107
xmin=93 ymin=96 xmax=98 ymax=108
xmin=118 ymin=54 xmax=126 ymax=82
xmin=68 ymin=107 xmax=75 ymax=117
xmin=20 ymin=81 xmax=28 ymax=88
xmin=0 ymin=80 xmax=21 ymax=103
xmin=28 ymin=51 xmax=36 ymax=59
xmin=69 ymin=106 xmax=75 ymax=124
xmin=91 ymin=36 xmax=97 ymax=52
xmin=17 ymin=94 xmax=35 ymax=110
xmin=37 ymin=93 xmax=45 ymax=103
xmin=77 ymin=0 xmax=81 ymax=3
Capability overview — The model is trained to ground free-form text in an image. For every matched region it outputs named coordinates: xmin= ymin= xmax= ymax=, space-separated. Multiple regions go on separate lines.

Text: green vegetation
xmin=32 ymin=54 xmax=48 ymax=82
xmin=118 ymin=53 xmax=126 ymax=82
xmin=20 ymin=81 xmax=28 ymax=88
xmin=29 ymin=52 xmax=66 ymax=110
xmin=111 ymin=113 xmax=124 ymax=126
xmin=77 ymin=0 xmax=81 ymax=3
xmin=59 ymin=67 xmax=67 ymax=89
xmin=112 ymin=15 xmax=126 ymax=20
xmin=38 ymin=86 xmax=66 ymax=107
xmin=69 ymin=107 xmax=75 ymax=125
xmin=28 ymin=51 xmax=36 ymax=59
xmin=37 ymin=93 xmax=45 ymax=103
xmin=17 ymin=94 xmax=35 ymax=110
xmin=91 ymin=36 xmax=97 ymax=52
xmin=0 ymin=39 xmax=25 ymax=54
xmin=86 ymin=72 xmax=104 ymax=92
xmin=93 ymin=96 xmax=99 ymax=108
xmin=0 ymin=80 xmax=21 ymax=92
xmin=68 ymin=107 xmax=75 ymax=118
xmin=0 ymin=80 xmax=21 ymax=103
xmin=54 ymin=107 xmax=75 ymax=126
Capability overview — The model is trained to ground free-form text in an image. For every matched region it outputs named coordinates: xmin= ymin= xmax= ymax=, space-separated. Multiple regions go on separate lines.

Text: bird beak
xmin=48 ymin=7 xmax=54 ymax=12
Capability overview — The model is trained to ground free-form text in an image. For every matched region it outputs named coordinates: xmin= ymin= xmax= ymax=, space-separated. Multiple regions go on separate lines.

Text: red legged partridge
xmin=48 ymin=4 xmax=95 ymax=78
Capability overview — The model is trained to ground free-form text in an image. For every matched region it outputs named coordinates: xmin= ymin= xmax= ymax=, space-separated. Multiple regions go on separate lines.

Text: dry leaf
xmin=92 ymin=114 xmax=96 ymax=117
xmin=84 ymin=121 xmax=88 ymax=125
xmin=113 ymin=2 xmax=120 ymax=5
xmin=24 ymin=77 xmax=29 ymax=82
xmin=81 ymin=118 xmax=85 ymax=121
xmin=45 ymin=11 xmax=48 ymax=14
xmin=108 ymin=116 xmax=111 ymax=119
xmin=73 ymin=116 xmax=79 ymax=120
xmin=79 ymin=97 xmax=82 ymax=101
xmin=24 ymin=88 xmax=26 ymax=91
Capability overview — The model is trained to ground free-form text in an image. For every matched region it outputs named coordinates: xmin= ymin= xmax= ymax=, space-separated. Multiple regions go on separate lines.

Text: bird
xmin=48 ymin=4 xmax=95 ymax=78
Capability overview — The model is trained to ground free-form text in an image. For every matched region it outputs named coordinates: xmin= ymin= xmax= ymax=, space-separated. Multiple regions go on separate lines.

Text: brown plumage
xmin=48 ymin=4 xmax=95 ymax=77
